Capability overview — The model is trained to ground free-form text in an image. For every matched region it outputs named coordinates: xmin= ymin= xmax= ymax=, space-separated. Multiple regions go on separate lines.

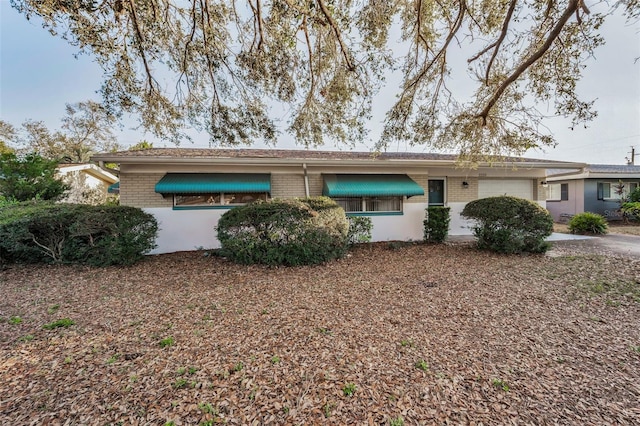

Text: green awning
xmin=323 ymin=174 xmax=424 ymax=197
xmin=155 ymin=173 xmax=270 ymax=194
xmin=107 ymin=182 xmax=120 ymax=194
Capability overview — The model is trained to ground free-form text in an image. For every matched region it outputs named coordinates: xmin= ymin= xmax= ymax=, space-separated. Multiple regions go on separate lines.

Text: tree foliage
xmin=3 ymin=101 xmax=122 ymax=163
xmin=0 ymin=152 xmax=69 ymax=202
xmin=0 ymin=121 xmax=17 ymax=154
xmin=11 ymin=1 xmax=637 ymax=158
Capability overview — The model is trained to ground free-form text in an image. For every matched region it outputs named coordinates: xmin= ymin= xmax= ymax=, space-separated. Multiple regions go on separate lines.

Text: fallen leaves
xmin=1 ymin=242 xmax=639 ymax=424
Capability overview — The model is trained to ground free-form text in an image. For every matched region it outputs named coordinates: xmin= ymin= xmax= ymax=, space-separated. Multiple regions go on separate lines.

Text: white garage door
xmin=478 ymin=179 xmax=533 ymax=200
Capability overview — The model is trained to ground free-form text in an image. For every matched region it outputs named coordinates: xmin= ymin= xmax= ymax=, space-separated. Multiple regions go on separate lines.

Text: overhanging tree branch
xmin=477 ymin=0 xmax=581 ymax=125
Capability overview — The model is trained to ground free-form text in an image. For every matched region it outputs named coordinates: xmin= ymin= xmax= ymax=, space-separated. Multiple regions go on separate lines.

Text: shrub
xmin=347 ymin=216 xmax=373 ymax=245
xmin=216 ymin=196 xmax=349 ymax=266
xmin=0 ymin=195 xmax=18 ymax=208
xmin=621 ymin=202 xmax=640 ymax=222
xmin=568 ymin=212 xmax=608 ymax=235
xmin=626 ymin=187 xmax=640 ymax=203
xmin=0 ymin=152 xmax=69 ymax=201
xmin=461 ymin=196 xmax=553 ymax=253
xmin=0 ymin=202 xmax=157 ymax=266
xmin=424 ymin=206 xmax=451 ymax=243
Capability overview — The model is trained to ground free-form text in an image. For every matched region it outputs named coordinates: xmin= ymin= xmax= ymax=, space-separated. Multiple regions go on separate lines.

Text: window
xmin=174 ymin=192 xmax=268 ymax=207
xmin=597 ymin=182 xmax=638 ymax=200
xmin=334 ymin=196 xmax=402 ymax=213
xmin=547 ymin=183 xmax=568 ymax=201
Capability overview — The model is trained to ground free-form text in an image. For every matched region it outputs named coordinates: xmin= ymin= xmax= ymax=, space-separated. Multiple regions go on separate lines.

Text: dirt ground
xmin=1 ymin=242 xmax=639 ymax=425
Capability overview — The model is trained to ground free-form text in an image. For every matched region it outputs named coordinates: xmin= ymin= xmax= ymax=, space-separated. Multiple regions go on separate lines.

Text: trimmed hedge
xmin=568 ymin=212 xmax=608 ymax=234
xmin=424 ymin=206 xmax=451 ymax=243
xmin=461 ymin=196 xmax=553 ymax=253
xmin=216 ymin=197 xmax=349 ymax=266
xmin=0 ymin=202 xmax=158 ymax=266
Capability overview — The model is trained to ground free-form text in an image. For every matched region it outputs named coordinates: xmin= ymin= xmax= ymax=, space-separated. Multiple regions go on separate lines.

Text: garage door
xmin=478 ymin=179 xmax=533 ymax=199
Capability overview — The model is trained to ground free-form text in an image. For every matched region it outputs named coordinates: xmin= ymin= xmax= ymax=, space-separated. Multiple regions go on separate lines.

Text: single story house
xmin=546 ymin=164 xmax=640 ymax=222
xmin=92 ymin=148 xmax=584 ymax=254
xmin=57 ymin=163 xmax=119 ymax=204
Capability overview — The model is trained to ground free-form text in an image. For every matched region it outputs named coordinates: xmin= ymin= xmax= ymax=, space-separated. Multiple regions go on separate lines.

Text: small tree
xmin=0 ymin=152 xmax=69 ymax=201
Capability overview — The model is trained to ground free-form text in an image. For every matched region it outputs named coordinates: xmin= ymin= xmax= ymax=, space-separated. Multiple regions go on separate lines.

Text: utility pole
xmin=626 ymin=146 xmax=635 ymax=165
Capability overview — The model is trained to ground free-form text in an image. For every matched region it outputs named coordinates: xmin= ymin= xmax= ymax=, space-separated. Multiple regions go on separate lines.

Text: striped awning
xmin=155 ymin=173 xmax=270 ymax=194
xmin=323 ymin=174 xmax=424 ymax=197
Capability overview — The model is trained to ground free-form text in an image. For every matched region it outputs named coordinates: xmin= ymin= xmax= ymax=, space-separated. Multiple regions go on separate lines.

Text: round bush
xmin=568 ymin=212 xmax=608 ymax=235
xmin=461 ymin=196 xmax=553 ymax=253
xmin=0 ymin=202 xmax=158 ymax=266
xmin=216 ymin=196 xmax=349 ymax=266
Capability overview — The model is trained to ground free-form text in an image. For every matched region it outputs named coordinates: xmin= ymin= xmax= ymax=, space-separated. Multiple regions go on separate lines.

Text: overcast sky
xmin=1 ymin=2 xmax=638 ymax=164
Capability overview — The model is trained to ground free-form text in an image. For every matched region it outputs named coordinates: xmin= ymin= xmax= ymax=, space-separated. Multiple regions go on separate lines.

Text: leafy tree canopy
xmin=128 ymin=140 xmax=154 ymax=150
xmin=0 ymin=152 xmax=70 ymax=201
xmin=0 ymin=121 xmax=16 ymax=154
xmin=11 ymin=0 xmax=638 ymax=160
xmin=2 ymin=101 xmax=122 ymax=163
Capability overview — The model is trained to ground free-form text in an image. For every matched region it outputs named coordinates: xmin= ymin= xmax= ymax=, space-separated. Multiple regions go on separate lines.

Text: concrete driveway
xmin=448 ymin=232 xmax=640 ymax=258
xmin=548 ymin=233 xmax=640 ymax=258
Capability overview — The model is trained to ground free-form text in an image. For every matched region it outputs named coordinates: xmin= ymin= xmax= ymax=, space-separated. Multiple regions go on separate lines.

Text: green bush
xmin=424 ymin=206 xmax=451 ymax=243
xmin=0 ymin=195 xmax=18 ymax=208
xmin=627 ymin=187 xmax=640 ymax=203
xmin=0 ymin=202 xmax=158 ymax=266
xmin=461 ymin=196 xmax=553 ymax=253
xmin=0 ymin=152 xmax=69 ymax=201
xmin=216 ymin=196 xmax=349 ymax=266
xmin=347 ymin=216 xmax=373 ymax=245
xmin=568 ymin=212 xmax=608 ymax=235
xmin=622 ymin=202 xmax=640 ymax=222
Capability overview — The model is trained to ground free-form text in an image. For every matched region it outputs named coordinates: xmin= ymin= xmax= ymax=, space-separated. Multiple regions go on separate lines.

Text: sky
xmin=1 ymin=2 xmax=639 ymax=165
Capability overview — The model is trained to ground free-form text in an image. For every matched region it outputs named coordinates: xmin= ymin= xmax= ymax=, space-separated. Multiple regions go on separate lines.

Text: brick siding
xmin=271 ymin=173 xmax=307 ymax=198
xmin=447 ymin=177 xmax=478 ymax=202
xmin=119 ymin=173 xmax=173 ymax=208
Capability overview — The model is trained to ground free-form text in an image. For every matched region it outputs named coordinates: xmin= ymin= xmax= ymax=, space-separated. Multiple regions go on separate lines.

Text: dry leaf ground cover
xmin=1 ymin=243 xmax=639 ymax=425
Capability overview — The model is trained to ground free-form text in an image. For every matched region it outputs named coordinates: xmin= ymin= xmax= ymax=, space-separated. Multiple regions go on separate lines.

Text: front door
xmin=428 ymin=179 xmax=445 ymax=206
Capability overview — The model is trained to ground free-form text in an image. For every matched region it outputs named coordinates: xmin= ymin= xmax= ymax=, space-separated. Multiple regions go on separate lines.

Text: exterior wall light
xmin=541 ymin=181 xmax=548 ymax=188
xmin=462 ymin=181 xmax=469 ymax=188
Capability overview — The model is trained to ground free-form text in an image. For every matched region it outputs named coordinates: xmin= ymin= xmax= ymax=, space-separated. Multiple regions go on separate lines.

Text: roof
xmin=56 ymin=163 xmax=119 ymax=184
xmin=91 ymin=148 xmax=583 ymax=169
xmin=547 ymin=163 xmax=640 ymax=180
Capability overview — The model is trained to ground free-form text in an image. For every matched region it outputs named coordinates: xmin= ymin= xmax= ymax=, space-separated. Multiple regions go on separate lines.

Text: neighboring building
xmin=92 ymin=148 xmax=583 ymax=254
xmin=57 ymin=163 xmax=119 ymax=205
xmin=546 ymin=164 xmax=640 ymax=222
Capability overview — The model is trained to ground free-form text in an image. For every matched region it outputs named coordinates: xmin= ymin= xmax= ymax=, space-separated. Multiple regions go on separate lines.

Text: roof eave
xmin=91 ymin=154 xmax=584 ymax=170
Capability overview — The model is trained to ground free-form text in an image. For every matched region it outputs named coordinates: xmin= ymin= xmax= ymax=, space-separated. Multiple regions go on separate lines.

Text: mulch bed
xmin=1 ymin=243 xmax=639 ymax=425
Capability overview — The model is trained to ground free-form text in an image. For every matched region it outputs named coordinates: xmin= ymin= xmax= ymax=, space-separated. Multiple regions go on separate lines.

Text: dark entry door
xmin=428 ymin=179 xmax=445 ymax=205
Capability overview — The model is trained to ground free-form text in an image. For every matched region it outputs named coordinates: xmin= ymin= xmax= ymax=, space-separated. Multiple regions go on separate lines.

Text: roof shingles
xmin=93 ymin=148 xmax=573 ymax=164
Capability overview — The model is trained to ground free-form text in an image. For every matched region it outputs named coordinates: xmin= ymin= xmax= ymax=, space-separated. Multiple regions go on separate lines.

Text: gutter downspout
xmin=303 ymin=163 xmax=310 ymax=197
